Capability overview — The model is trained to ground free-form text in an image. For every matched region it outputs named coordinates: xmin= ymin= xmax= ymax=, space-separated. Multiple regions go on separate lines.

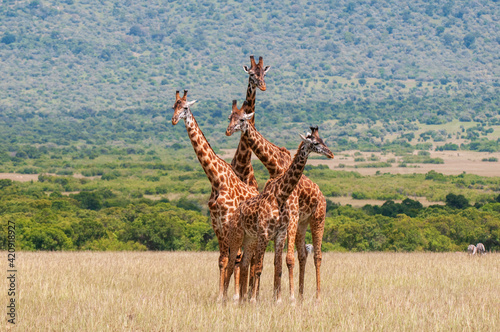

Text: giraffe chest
xmin=209 ymin=186 xmax=257 ymax=231
xmin=241 ymin=197 xmax=289 ymax=239
xmin=263 ymin=202 xmax=290 ymax=237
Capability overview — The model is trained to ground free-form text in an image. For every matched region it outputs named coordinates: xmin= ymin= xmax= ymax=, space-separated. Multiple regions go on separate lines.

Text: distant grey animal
xmin=467 ymin=244 xmax=477 ymax=256
xmin=476 ymin=243 xmax=486 ymax=255
xmin=305 ymin=244 xmax=314 ymax=256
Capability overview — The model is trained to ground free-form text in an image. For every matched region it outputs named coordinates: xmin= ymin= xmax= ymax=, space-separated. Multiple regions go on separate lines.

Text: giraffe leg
xmin=238 ymin=255 xmax=249 ymax=303
xmin=223 ymin=217 xmax=244 ymax=303
xmin=286 ymin=210 xmax=299 ymax=302
xmin=248 ymin=237 xmax=263 ymax=301
xmin=212 ymin=227 xmax=226 ymax=303
xmin=250 ymin=237 xmax=268 ymax=303
xmin=239 ymin=239 xmax=256 ymax=302
xmin=295 ymin=222 xmax=309 ymax=300
xmin=224 ymin=245 xmax=240 ymax=302
xmin=310 ymin=200 xmax=326 ymax=302
xmin=218 ymin=246 xmax=229 ymax=303
xmin=233 ymin=249 xmax=242 ymax=300
xmin=274 ymin=230 xmax=287 ymax=304
xmin=248 ymin=251 xmax=260 ymax=300
xmin=240 ymin=239 xmax=256 ymax=302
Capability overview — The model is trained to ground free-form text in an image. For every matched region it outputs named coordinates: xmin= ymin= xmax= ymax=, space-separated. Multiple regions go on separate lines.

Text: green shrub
xmin=21 ymin=227 xmax=73 ymax=250
xmin=352 ymin=192 xmax=367 ymax=199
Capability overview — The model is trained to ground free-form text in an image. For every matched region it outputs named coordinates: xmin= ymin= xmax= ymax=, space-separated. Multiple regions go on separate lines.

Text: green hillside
xmin=0 ymin=0 xmax=499 ymax=150
xmin=1 ymin=0 xmax=499 ymax=113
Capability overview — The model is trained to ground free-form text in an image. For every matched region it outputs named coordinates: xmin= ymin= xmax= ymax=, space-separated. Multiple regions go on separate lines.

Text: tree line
xmin=1 ymin=179 xmax=498 ymax=252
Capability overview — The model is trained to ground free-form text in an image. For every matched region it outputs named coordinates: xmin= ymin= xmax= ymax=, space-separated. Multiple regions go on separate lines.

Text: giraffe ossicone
xmin=243 ymin=55 xmax=271 ymax=91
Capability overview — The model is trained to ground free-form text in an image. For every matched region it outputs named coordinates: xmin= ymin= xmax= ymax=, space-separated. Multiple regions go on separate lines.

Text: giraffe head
xmin=243 ymin=55 xmax=270 ymax=91
xmin=225 ymin=100 xmax=254 ymax=136
xmin=171 ymin=90 xmax=197 ymax=125
xmin=299 ymin=126 xmax=334 ymax=159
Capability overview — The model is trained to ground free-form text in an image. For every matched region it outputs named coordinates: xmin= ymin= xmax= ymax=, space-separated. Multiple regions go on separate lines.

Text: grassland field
xmin=220 ymin=149 xmax=500 ymax=177
xmin=5 ymin=251 xmax=499 ymax=331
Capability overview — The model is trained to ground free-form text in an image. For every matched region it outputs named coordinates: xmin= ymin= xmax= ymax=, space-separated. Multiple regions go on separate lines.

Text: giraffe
xmin=230 ymin=55 xmax=270 ymax=191
xmin=226 ymin=100 xmax=330 ymax=301
xmin=223 ymin=125 xmax=334 ymax=303
xmin=171 ymin=90 xmax=259 ymax=301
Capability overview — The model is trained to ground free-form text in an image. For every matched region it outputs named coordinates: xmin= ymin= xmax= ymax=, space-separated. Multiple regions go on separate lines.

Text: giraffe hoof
xmin=250 ymin=298 xmax=257 ymax=304
xmin=276 ymin=298 xmax=282 ymax=305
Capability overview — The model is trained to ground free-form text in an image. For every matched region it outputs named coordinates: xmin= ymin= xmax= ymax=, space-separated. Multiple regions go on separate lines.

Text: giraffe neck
xmin=275 ymin=142 xmax=310 ymax=203
xmin=230 ymin=80 xmax=258 ymax=190
xmin=245 ymin=81 xmax=256 ymax=125
xmin=245 ymin=123 xmax=292 ymax=178
xmin=231 ymin=135 xmax=257 ymax=190
xmin=183 ymin=112 xmax=225 ymax=188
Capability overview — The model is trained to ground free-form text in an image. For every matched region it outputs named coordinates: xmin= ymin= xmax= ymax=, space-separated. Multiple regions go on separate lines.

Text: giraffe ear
xmin=243 ymin=65 xmax=250 ymax=73
xmin=264 ymin=66 xmax=271 ymax=74
xmin=300 ymin=133 xmax=313 ymax=142
xmin=243 ymin=113 xmax=254 ymax=121
xmin=186 ymin=100 xmax=197 ymax=107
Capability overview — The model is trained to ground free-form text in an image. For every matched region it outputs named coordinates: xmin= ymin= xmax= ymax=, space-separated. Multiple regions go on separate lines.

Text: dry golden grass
xmin=6 ymin=251 xmax=499 ymax=331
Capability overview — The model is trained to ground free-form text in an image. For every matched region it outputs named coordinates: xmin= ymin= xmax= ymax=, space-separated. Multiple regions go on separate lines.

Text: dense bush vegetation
xmin=324 ymin=202 xmax=500 ymax=252
xmin=0 ymin=179 xmax=216 ymax=251
xmin=1 ymin=177 xmax=499 ymax=252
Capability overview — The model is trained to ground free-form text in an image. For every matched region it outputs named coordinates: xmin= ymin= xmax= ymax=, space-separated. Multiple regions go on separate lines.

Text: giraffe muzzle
xmin=226 ymin=124 xmax=240 ymax=136
xmin=324 ymin=149 xmax=334 ymax=159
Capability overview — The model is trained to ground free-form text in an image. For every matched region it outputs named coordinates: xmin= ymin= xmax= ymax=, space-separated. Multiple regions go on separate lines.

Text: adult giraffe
xmin=230 ymin=55 xmax=270 ymax=191
xmin=224 ymin=125 xmax=334 ymax=303
xmin=171 ymin=90 xmax=258 ymax=301
xmin=226 ymin=100 xmax=331 ymax=301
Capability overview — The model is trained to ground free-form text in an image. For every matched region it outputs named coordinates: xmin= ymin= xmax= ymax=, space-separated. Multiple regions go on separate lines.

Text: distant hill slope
xmin=1 ymin=0 xmax=499 ymax=111
xmin=0 ymin=0 xmax=499 ymax=149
